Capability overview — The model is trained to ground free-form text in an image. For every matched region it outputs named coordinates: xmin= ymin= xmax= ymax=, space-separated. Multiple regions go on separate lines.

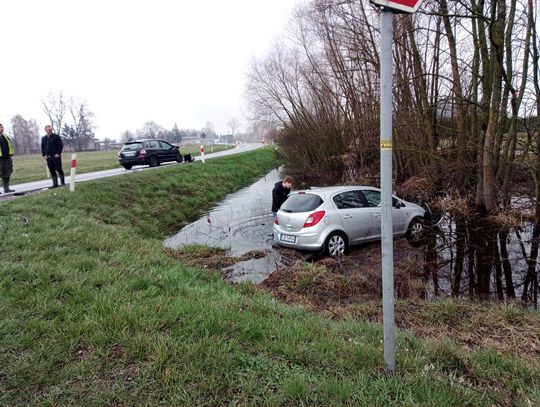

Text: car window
xmin=144 ymin=140 xmax=160 ymax=149
xmin=362 ymin=190 xmax=381 ymax=207
xmin=121 ymin=142 xmax=142 ymax=151
xmin=158 ymin=141 xmax=172 ymax=149
xmin=333 ymin=190 xmax=366 ymax=209
xmin=281 ymin=193 xmax=323 ymax=213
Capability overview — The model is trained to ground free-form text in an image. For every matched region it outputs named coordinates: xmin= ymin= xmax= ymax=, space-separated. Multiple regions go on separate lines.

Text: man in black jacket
xmin=272 ymin=175 xmax=294 ymax=218
xmin=0 ymin=123 xmax=15 ymax=193
xmin=41 ymin=125 xmax=65 ymax=188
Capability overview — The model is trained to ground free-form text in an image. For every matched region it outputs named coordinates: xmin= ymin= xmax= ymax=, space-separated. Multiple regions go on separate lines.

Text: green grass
xmin=0 ymin=148 xmax=538 ymax=405
xmin=10 ymin=144 xmax=233 ymax=184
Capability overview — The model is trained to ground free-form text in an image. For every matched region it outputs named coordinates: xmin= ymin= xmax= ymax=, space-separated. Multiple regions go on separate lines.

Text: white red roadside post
xmin=370 ymin=0 xmax=423 ymax=372
xmin=70 ymin=153 xmax=77 ymax=192
xmin=200 ymin=144 xmax=206 ymax=164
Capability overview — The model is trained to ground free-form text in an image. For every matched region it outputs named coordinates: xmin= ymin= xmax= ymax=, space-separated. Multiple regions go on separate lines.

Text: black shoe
xmin=50 ymin=185 xmax=59 ymax=189
xmin=4 ymin=188 xmax=14 ymax=193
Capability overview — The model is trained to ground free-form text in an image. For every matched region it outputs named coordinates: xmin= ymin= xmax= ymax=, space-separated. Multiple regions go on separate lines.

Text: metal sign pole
xmin=380 ymin=8 xmax=395 ymax=371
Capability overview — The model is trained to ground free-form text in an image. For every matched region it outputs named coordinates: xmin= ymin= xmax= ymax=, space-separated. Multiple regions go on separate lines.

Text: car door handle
xmin=343 ymin=215 xmax=353 ymax=219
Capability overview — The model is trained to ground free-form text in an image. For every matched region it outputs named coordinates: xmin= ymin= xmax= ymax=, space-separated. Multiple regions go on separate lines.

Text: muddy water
xmin=164 ymin=168 xmax=297 ymax=283
xmin=165 ymin=169 xmax=539 ymax=302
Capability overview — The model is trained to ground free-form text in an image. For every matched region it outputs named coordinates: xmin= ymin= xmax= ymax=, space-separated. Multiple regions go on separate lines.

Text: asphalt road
xmin=3 ymin=143 xmax=265 ymax=198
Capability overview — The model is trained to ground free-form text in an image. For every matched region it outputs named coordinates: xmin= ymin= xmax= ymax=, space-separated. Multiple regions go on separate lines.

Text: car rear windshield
xmin=280 ymin=193 xmax=323 ymax=213
xmin=122 ymin=142 xmax=142 ymax=151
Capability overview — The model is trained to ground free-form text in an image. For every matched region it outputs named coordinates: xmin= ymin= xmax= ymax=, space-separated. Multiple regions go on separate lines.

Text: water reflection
xmin=164 ymin=169 xmax=281 ymax=255
xmin=422 ymin=215 xmax=539 ymax=304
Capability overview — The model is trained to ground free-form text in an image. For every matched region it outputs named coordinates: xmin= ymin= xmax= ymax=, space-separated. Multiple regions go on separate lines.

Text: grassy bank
xmin=1 ymin=148 xmax=539 ymax=405
xmin=10 ymin=144 xmax=233 ymax=184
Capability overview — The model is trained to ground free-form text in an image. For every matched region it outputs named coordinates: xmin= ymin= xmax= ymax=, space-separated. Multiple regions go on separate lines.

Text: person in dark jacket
xmin=272 ymin=175 xmax=294 ymax=217
xmin=41 ymin=125 xmax=65 ymax=188
xmin=0 ymin=123 xmax=15 ymax=193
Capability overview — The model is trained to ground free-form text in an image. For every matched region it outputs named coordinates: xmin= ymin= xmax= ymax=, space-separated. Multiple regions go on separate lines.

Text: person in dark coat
xmin=0 ymin=123 xmax=15 ymax=193
xmin=41 ymin=125 xmax=65 ymax=188
xmin=272 ymin=175 xmax=294 ymax=217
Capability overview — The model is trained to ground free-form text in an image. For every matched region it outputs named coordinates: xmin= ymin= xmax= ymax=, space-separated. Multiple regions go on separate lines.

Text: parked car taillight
xmin=303 ymin=211 xmax=326 ymax=227
xmin=274 ymin=216 xmax=279 ymax=225
xmin=139 ymin=148 xmax=146 ymax=158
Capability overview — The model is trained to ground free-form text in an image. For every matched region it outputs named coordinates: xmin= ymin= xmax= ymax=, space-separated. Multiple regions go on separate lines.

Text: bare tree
xmin=10 ymin=115 xmax=40 ymax=154
xmin=42 ymin=92 xmax=67 ymax=135
xmin=120 ymin=130 xmax=135 ymax=143
xmin=137 ymin=121 xmax=165 ymax=139
xmin=227 ymin=117 xmax=241 ymax=135
xmin=62 ymin=98 xmax=95 ymax=150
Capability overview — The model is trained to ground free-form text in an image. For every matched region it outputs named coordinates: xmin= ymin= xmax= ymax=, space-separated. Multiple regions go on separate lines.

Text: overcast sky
xmin=1 ymin=0 xmax=297 ymax=139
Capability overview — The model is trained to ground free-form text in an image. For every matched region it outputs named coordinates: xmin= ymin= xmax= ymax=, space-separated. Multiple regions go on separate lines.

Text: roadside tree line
xmin=246 ymin=0 xmax=539 ymax=214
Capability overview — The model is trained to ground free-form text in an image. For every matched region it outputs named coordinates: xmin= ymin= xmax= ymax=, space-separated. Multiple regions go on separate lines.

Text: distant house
xmin=219 ymin=134 xmax=235 ymax=144
xmin=62 ymin=137 xmax=101 ymax=152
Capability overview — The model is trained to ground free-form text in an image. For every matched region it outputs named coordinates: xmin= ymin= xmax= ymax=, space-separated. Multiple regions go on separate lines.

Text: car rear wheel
xmin=122 ymin=164 xmax=132 ymax=170
xmin=325 ymin=232 xmax=348 ymax=257
xmin=149 ymin=156 xmax=158 ymax=167
xmin=406 ymin=217 xmax=424 ymax=245
xmin=176 ymin=153 xmax=183 ymax=163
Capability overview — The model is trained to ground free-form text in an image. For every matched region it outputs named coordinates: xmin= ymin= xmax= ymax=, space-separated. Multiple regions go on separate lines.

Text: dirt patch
xmin=164 ymin=246 xmax=267 ymax=270
xmin=261 ymin=246 xmax=540 ymax=360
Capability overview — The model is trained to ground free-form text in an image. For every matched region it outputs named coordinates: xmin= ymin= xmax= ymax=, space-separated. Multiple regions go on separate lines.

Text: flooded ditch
xmin=164 ymin=169 xmax=539 ymax=305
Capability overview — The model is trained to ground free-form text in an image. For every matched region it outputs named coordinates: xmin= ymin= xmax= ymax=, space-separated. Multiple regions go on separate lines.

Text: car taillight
xmin=274 ymin=216 xmax=279 ymax=225
xmin=303 ymin=211 xmax=325 ymax=227
xmin=139 ymin=148 xmax=146 ymax=158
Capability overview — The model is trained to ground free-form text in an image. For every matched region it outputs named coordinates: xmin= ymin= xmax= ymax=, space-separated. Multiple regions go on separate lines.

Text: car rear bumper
xmin=273 ymin=226 xmax=326 ymax=251
xmin=119 ymin=157 xmax=146 ymax=166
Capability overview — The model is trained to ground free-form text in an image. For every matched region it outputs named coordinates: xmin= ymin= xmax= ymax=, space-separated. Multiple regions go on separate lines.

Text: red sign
xmin=370 ymin=0 xmax=422 ymax=13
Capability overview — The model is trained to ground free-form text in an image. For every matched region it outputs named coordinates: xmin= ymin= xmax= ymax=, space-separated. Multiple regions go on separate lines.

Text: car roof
xmin=123 ymin=139 xmax=169 ymax=144
xmin=292 ymin=186 xmax=380 ymax=196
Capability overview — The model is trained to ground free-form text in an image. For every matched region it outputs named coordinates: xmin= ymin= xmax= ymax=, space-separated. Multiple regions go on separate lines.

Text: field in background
xmin=10 ymin=144 xmax=233 ymax=184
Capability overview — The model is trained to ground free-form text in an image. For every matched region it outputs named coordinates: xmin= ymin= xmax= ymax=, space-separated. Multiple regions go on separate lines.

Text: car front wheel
xmin=325 ymin=232 xmax=347 ymax=257
xmin=176 ymin=153 xmax=183 ymax=163
xmin=406 ymin=217 xmax=424 ymax=245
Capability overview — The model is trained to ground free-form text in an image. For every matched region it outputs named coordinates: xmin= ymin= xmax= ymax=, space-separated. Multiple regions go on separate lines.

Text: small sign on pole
xmin=200 ymin=145 xmax=206 ymax=164
xmin=70 ymin=153 xmax=77 ymax=192
xmin=370 ymin=0 xmax=422 ymax=14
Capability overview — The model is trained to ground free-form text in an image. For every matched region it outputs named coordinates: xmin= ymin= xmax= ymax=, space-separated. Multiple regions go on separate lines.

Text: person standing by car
xmin=41 ymin=125 xmax=65 ymax=188
xmin=272 ymin=175 xmax=294 ymax=218
xmin=0 ymin=123 xmax=15 ymax=193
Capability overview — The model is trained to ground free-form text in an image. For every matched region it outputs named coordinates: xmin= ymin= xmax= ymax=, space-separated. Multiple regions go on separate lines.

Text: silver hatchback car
xmin=273 ymin=186 xmax=425 ymax=256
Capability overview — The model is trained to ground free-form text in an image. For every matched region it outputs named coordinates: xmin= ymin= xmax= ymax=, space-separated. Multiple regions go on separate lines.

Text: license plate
xmin=123 ymin=152 xmax=136 ymax=157
xmin=280 ymin=234 xmax=296 ymax=243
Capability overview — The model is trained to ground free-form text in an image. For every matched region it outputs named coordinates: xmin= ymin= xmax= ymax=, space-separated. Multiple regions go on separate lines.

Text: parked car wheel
xmin=176 ymin=153 xmax=183 ymax=163
xmin=149 ymin=156 xmax=158 ymax=167
xmin=406 ymin=217 xmax=424 ymax=246
xmin=325 ymin=232 xmax=348 ymax=257
xmin=123 ymin=164 xmax=132 ymax=170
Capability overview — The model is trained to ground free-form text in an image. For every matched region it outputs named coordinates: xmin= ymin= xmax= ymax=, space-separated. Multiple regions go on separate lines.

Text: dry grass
xmin=259 ymin=251 xmax=540 ymax=361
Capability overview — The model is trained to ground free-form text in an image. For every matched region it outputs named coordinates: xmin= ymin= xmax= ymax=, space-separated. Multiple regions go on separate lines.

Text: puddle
xmin=164 ymin=168 xmax=298 ymax=283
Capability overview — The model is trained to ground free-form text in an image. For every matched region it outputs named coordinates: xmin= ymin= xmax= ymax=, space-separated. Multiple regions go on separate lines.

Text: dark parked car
xmin=118 ymin=139 xmax=183 ymax=169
